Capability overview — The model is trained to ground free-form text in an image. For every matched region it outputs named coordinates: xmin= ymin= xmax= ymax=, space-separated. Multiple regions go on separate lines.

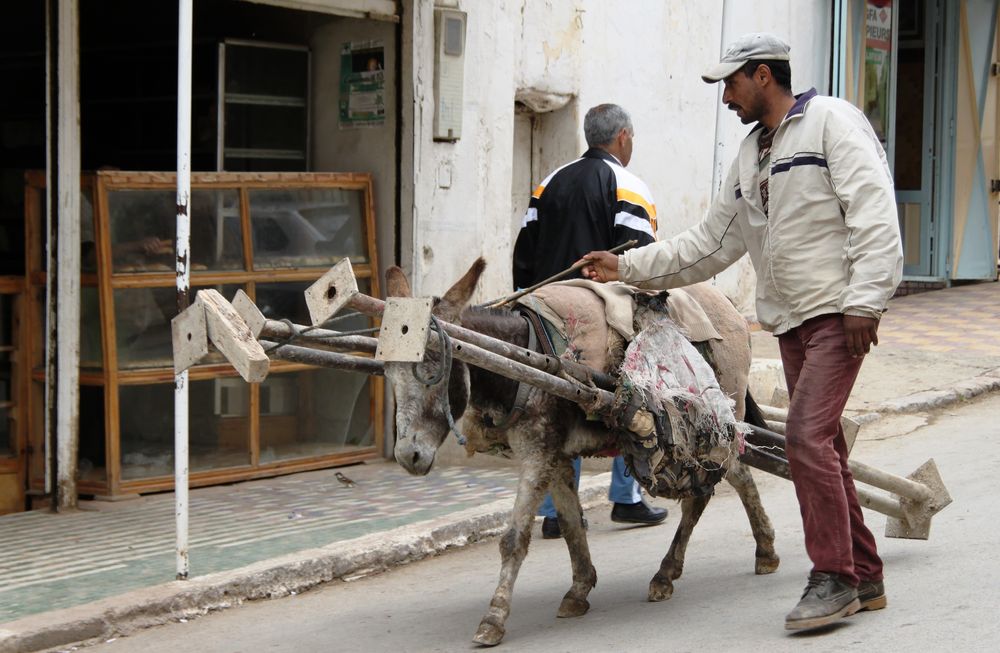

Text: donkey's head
xmin=385 ymin=258 xmax=485 ymax=475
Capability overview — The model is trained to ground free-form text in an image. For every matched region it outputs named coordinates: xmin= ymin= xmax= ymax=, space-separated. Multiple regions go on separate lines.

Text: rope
xmin=411 ymin=316 xmax=467 ymax=446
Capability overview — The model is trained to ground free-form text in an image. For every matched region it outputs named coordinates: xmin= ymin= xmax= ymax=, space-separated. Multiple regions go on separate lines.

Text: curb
xmin=0 ymin=476 xmax=613 ymax=653
xmin=872 ymin=367 xmax=1000 ymax=414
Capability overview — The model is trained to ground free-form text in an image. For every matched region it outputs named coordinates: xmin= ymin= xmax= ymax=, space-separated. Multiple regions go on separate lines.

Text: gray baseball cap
xmin=702 ymin=33 xmax=791 ymax=83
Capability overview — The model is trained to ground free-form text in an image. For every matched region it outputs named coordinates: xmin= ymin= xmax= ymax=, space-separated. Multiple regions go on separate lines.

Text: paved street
xmin=76 ymin=393 xmax=1000 ymax=653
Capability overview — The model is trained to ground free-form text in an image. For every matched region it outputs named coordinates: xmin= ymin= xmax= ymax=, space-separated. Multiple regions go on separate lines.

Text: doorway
xmin=893 ymin=0 xmax=937 ymax=277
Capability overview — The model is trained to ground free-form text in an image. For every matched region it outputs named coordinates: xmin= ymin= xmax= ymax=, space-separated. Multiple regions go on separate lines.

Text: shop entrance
xmin=837 ymin=0 xmax=1000 ymax=280
xmin=893 ymin=0 xmax=938 ymax=277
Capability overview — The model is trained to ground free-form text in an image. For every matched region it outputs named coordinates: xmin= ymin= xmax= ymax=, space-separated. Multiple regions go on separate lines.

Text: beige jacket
xmin=619 ymin=90 xmax=903 ymax=335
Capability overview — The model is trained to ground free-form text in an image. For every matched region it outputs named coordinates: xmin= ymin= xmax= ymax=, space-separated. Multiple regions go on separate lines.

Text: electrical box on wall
xmin=432 ymin=8 xmax=466 ymax=142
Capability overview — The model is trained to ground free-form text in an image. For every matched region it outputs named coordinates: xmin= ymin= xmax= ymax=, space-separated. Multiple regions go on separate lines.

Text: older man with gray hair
xmin=513 ymin=103 xmax=665 ymax=539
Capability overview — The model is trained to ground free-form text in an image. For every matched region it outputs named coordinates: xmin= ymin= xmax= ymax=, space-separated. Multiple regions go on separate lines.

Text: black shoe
xmin=857 ymin=579 xmax=887 ymax=611
xmin=610 ymin=500 xmax=668 ymax=525
xmin=540 ymin=516 xmax=588 ymax=539
xmin=785 ymin=572 xmax=860 ymax=630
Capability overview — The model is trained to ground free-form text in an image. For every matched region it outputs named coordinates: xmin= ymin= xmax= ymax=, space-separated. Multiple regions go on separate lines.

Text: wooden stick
xmin=484 ymin=239 xmax=638 ymax=308
xmin=340 ymin=293 xmax=618 ymax=391
xmin=259 ymin=320 xmax=379 ymax=355
xmin=260 ymin=340 xmax=385 ymax=376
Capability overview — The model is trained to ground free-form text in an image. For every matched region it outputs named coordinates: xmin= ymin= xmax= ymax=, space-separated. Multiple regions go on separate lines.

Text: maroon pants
xmin=778 ymin=314 xmax=883 ymax=586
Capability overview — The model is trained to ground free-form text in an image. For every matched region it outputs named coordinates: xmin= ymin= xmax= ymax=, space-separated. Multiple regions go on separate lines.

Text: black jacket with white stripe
xmin=512 ymin=147 xmax=657 ymax=289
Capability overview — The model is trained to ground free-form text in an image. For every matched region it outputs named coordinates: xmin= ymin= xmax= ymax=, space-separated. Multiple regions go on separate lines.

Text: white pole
xmin=46 ymin=0 xmax=82 ymax=511
xmin=175 ymin=0 xmax=193 ymax=581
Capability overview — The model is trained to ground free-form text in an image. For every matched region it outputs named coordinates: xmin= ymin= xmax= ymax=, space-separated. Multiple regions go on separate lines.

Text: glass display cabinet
xmin=24 ymin=171 xmax=382 ymax=497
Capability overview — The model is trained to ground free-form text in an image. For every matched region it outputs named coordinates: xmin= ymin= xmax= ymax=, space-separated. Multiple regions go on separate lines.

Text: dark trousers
xmin=778 ymin=314 xmax=884 ymax=586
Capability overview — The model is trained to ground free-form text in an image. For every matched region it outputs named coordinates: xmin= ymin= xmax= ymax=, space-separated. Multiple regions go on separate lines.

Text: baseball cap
xmin=702 ymin=33 xmax=791 ymax=83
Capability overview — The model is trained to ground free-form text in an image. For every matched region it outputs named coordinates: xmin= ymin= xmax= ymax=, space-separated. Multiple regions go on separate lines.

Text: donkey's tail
xmin=743 ymin=390 xmax=769 ymax=430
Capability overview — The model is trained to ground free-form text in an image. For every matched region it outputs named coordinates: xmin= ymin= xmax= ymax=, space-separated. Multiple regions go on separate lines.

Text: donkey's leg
xmin=725 ymin=460 xmax=780 ymax=574
xmin=549 ymin=458 xmax=598 ymax=618
xmin=473 ymin=456 xmax=552 ymax=647
xmin=648 ymin=495 xmax=710 ymax=602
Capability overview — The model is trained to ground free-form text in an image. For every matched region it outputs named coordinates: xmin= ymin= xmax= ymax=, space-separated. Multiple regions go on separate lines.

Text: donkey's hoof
xmin=557 ymin=595 xmax=590 ymax=618
xmin=473 ymin=619 xmax=505 ymax=647
xmin=647 ymin=576 xmax=675 ymax=602
xmin=755 ymin=554 xmax=780 ymax=575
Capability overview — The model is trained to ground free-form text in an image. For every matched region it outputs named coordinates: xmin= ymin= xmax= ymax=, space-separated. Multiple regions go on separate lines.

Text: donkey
xmin=384 ymin=258 xmax=779 ymax=646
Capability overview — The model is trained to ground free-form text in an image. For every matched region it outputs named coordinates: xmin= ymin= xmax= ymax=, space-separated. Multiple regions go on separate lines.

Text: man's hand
xmin=843 ymin=314 xmax=879 ymax=358
xmin=580 ymin=251 xmax=620 ymax=283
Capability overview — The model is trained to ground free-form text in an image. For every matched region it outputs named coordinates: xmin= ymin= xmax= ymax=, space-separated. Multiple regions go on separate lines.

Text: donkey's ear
xmin=385 ymin=266 xmax=412 ymax=298
xmin=436 ymin=257 xmax=486 ymax=322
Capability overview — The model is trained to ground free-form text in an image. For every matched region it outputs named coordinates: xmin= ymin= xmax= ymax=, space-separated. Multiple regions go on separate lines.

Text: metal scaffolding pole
xmin=174 ymin=0 xmax=193 ymax=581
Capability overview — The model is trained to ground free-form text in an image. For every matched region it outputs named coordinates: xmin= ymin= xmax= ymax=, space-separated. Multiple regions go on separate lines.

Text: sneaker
xmin=785 ymin=572 xmax=860 ymax=630
xmin=540 ymin=516 xmax=588 ymax=540
xmin=610 ymin=500 xmax=668 ymax=525
xmin=857 ymin=579 xmax=887 ymax=611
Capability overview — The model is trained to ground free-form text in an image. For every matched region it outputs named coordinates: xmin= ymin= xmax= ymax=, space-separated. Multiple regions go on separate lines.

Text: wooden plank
xmin=95 ymin=174 xmax=122 ymax=495
xmin=199 ymin=289 xmax=269 ymax=383
xmin=260 ymin=340 xmax=384 ymax=376
xmin=232 ymin=289 xmax=265 ymax=337
xmin=304 ymin=258 xmax=359 ymax=326
xmin=171 ymin=301 xmax=210 ymax=373
xmin=239 ymin=186 xmax=254 ymax=272
xmin=107 ymin=264 xmax=374 ymax=288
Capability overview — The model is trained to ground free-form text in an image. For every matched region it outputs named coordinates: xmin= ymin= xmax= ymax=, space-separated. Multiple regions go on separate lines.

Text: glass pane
xmin=35 ymin=187 xmax=47 ymax=273
xmin=892 ymin=0 xmax=924 ymax=191
xmin=0 ymin=406 xmax=10 ymax=458
xmin=114 ymin=284 xmax=243 ymax=369
xmin=224 ymin=104 xmax=307 ymax=152
xmin=225 ymin=45 xmax=308 ymax=98
xmin=0 ymin=179 xmax=25 ymax=275
xmin=259 ymin=369 xmax=373 ymax=464
xmin=0 ymin=294 xmax=12 ymax=457
xmin=78 ymin=385 xmax=106 ymax=483
xmin=80 ymin=286 xmax=103 ymax=368
xmin=256 ymin=279 xmax=372 ymax=334
xmin=81 ymin=189 xmax=97 ymax=273
xmin=863 ymin=1 xmax=893 ymax=142
xmin=249 ymin=188 xmax=368 ymax=269
xmin=120 ymin=378 xmax=251 ymax=480
xmin=223 ymin=157 xmax=307 ymax=173
xmin=106 ymin=189 xmax=243 ymax=273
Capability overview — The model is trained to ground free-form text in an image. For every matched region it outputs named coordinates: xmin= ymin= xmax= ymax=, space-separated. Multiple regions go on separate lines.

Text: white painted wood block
xmin=198 ymin=289 xmax=269 ymax=383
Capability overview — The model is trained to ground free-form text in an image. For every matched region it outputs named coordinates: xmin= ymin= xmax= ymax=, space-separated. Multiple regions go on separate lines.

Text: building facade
xmin=0 ymin=0 xmax=996 ymax=513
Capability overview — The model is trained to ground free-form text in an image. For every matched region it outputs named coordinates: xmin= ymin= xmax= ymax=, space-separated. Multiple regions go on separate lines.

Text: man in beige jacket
xmin=581 ymin=33 xmax=903 ymax=632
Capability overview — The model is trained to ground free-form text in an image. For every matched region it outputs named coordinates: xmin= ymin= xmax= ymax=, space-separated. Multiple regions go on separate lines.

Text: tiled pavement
xmin=0 ymin=461 xmax=523 ymax=623
xmin=878 ymin=280 xmax=1000 ymax=355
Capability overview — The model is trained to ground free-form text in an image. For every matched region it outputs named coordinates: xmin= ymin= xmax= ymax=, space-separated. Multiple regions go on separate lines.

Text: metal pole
xmin=175 ymin=0 xmax=193 ymax=581
xmin=46 ymin=0 xmax=82 ymax=511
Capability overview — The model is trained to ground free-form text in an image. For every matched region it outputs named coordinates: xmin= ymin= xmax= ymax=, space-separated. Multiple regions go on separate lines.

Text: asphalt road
xmin=77 ymin=394 xmax=1000 ymax=653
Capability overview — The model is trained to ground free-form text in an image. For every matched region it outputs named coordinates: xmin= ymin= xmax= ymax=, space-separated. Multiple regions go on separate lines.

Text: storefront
xmin=0 ymin=0 xmax=400 ymax=512
xmin=835 ymin=0 xmax=1000 ymax=282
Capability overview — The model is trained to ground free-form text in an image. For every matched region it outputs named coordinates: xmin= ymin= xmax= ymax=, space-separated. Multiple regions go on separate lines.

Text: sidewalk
xmin=2 ymin=280 xmax=998 ymax=653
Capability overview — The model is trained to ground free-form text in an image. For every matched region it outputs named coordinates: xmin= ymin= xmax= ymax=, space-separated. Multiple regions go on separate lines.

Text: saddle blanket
xmin=514 ymin=280 xmax=723 ymax=374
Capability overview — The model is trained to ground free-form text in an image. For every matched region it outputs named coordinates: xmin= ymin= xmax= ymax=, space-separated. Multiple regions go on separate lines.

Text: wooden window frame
xmin=24 ymin=171 xmax=383 ymax=497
